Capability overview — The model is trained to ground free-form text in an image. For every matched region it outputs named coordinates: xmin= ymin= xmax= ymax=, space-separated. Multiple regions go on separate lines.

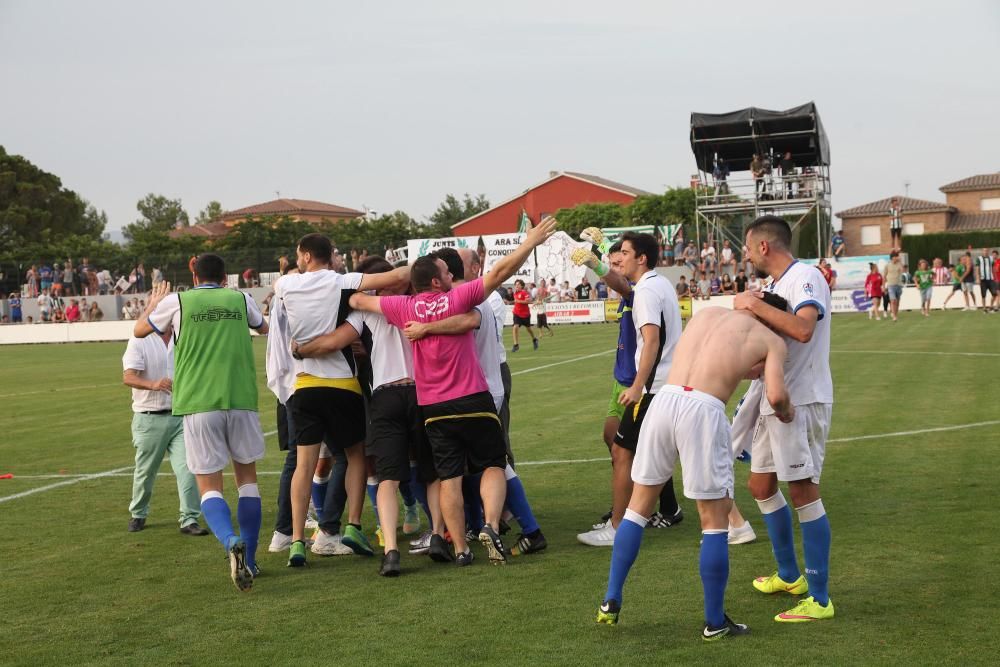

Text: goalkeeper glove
xmin=571 ymin=248 xmax=609 ymax=277
xmin=580 ymin=227 xmax=612 ymax=255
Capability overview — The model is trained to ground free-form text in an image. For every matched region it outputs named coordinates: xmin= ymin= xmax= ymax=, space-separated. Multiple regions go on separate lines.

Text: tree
xmin=0 ymin=145 xmax=101 ymax=257
xmin=330 ymin=211 xmax=419 ymax=256
xmin=123 ymin=193 xmax=189 ymax=241
xmin=195 ymin=200 xmax=224 ymax=225
xmin=551 ymin=202 xmax=628 ymax=239
xmin=425 ymin=193 xmax=490 ymax=237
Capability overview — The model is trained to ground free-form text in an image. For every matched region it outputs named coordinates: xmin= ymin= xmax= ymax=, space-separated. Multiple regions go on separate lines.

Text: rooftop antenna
xmin=903 ymin=180 xmax=911 ymax=197
xmin=275 ymin=190 xmax=281 ymax=199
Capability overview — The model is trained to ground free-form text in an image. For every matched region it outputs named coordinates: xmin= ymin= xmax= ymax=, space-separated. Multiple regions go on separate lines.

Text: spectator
xmin=712 ymin=158 xmax=730 ymax=203
xmin=52 ymin=266 xmax=64 ymax=297
xmin=734 ymin=268 xmax=748 ymax=293
xmin=78 ymin=258 xmax=93 ymax=295
xmin=9 ymin=292 xmax=22 ymax=323
xmin=741 ymin=244 xmax=754 ymax=276
xmin=675 ymin=275 xmax=690 ymax=297
xmin=560 ymin=280 xmax=573 ymax=302
xmin=26 ymin=265 xmax=38 ymax=297
xmin=700 ymin=242 xmax=716 ymax=272
xmin=747 ymin=272 xmax=762 ymax=292
xmin=683 ymin=242 xmax=698 ymax=273
xmin=672 ymin=230 xmax=686 ymax=266
xmin=883 ymin=251 xmax=904 ymax=321
xmin=1 ymin=315 xmax=8 ymax=324
xmin=888 ymin=198 xmax=903 ymax=251
xmin=79 ymin=298 xmax=90 ymax=322
xmin=39 ymin=262 xmax=53 ymax=293
xmin=122 ymin=299 xmax=138 ymax=320
xmin=932 ymin=258 xmax=950 ymax=285
xmin=958 ymin=252 xmax=977 ymax=310
xmin=575 ymin=277 xmax=593 ymax=301
xmin=65 ymin=299 xmax=81 ymax=322
xmin=242 ymin=267 xmax=257 ymax=288
xmin=89 ymin=301 xmax=104 ymax=322
xmin=152 ymin=266 xmax=164 ymax=288
xmin=720 ymin=273 xmax=735 ymax=295
xmin=865 ymin=262 xmax=884 ymax=321
xmin=696 ymin=272 xmax=711 ymax=301
xmin=719 ymin=239 xmax=737 ymax=275
xmin=762 ymin=153 xmax=774 ymax=197
xmin=86 ymin=267 xmax=98 ymax=296
xmin=751 ymin=153 xmax=764 ymax=195
xmin=780 ymin=151 xmax=796 ymax=198
xmin=98 ymin=268 xmax=112 ymax=295
xmin=595 ymin=279 xmax=609 ymax=299
xmin=709 ymin=271 xmax=721 ymax=296
xmin=37 ymin=289 xmax=54 ymax=322
xmin=913 ymin=259 xmax=934 ymax=317
xmin=65 ymin=261 xmax=77 ymax=296
xmin=52 ymin=303 xmax=66 ymax=322
xmin=817 ymin=258 xmax=835 ymax=288
xmin=135 ymin=263 xmax=146 ymax=292
xmin=830 ymin=230 xmax=846 ymax=258
xmin=976 ymin=247 xmax=997 ymax=313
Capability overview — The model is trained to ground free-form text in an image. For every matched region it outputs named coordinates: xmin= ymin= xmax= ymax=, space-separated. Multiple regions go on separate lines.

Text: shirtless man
xmin=596 ymin=294 xmax=793 ymax=641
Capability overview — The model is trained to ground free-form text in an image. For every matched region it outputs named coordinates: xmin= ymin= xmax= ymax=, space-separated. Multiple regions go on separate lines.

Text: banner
xmin=534 ymin=231 xmax=590 ymax=287
xmin=800 ymin=254 xmax=895 ymax=290
xmin=599 ymin=225 xmax=663 ymax=245
xmin=503 ymin=300 xmax=607 ymax=326
xmin=482 ymin=233 xmax=534 ymax=285
xmin=405 ymin=236 xmax=477 ymax=264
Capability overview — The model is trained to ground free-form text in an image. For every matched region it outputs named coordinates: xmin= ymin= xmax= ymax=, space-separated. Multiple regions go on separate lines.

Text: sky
xmin=2 ymin=0 xmax=998 ymax=237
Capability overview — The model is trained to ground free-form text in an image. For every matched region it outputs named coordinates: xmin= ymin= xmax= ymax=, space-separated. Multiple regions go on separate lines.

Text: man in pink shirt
xmin=349 ymin=217 xmax=556 ymax=565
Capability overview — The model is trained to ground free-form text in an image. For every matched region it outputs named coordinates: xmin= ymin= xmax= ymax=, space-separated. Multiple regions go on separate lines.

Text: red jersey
xmin=818 ymin=265 xmax=834 ymax=286
xmin=865 ymin=273 xmax=883 ymax=298
xmin=993 ymin=257 xmax=1000 ymax=283
xmin=512 ymin=290 xmax=531 ymax=318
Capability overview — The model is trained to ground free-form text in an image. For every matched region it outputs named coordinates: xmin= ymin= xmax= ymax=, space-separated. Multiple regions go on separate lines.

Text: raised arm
xmin=404 ymin=310 xmax=481 ymax=341
xmin=134 ymin=281 xmax=171 ymax=338
xmin=293 ymin=321 xmax=361 ymax=359
xmin=571 ymin=248 xmax=632 ymax=297
xmin=358 ymin=266 xmax=411 ymax=293
xmin=483 ymin=216 xmax=557 ymax=293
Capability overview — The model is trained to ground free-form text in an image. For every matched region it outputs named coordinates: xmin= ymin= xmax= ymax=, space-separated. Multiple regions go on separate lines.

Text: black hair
xmin=411 ymin=255 xmax=443 ymax=293
xmin=297 ymin=233 xmax=332 ymax=264
xmin=746 ymin=215 xmax=792 ymax=250
xmin=761 ymin=292 xmax=789 ymax=312
xmin=194 ymin=254 xmax=226 ymax=284
xmin=356 ymin=256 xmax=393 ymax=275
xmin=609 ymin=241 xmax=623 ymax=254
xmin=621 ymin=232 xmax=658 ymax=269
xmin=432 ymin=247 xmax=464 ymax=281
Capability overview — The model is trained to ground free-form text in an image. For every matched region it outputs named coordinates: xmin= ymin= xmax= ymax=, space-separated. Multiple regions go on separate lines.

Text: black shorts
xmin=512 ymin=313 xmax=531 ymax=327
xmin=367 ymin=384 xmax=429 ymax=482
xmin=536 ymin=313 xmax=548 ymax=327
xmin=422 ymin=391 xmax=506 ymax=480
xmin=613 ymin=392 xmax=654 ymax=451
xmin=981 ymin=280 xmax=997 ymax=298
xmin=288 ymin=386 xmax=366 ymax=450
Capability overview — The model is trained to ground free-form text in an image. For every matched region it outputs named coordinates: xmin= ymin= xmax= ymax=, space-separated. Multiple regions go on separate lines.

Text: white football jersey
xmin=631 ymin=270 xmax=682 ymax=394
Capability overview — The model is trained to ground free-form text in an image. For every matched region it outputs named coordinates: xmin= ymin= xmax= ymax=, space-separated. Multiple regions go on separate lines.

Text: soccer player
xmin=575 ymin=232 xmax=683 ymax=547
xmin=597 ymin=296 xmax=793 ymax=638
xmin=735 ymin=215 xmax=835 ymax=622
xmin=403 ymin=248 xmax=547 ymax=556
xmin=510 ymin=279 xmax=538 ymax=352
xmin=913 ymin=259 xmax=934 ymax=317
xmin=293 ymin=256 xmax=448 ymax=575
xmin=348 ymin=217 xmax=557 ymax=564
xmin=134 ymin=254 xmax=268 ymax=592
xmin=273 ymin=233 xmax=410 ymax=567
xmin=122 ymin=325 xmax=207 ymax=536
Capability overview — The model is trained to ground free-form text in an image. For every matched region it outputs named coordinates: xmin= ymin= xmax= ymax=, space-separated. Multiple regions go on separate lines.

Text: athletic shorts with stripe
xmin=631 ymin=386 xmax=733 ymax=499
xmin=421 ymin=391 xmax=506 ymax=480
xmin=183 ymin=409 xmax=266 ymax=475
xmin=750 ymin=403 xmax=832 ymax=483
xmin=613 ymin=392 xmax=654 ymax=451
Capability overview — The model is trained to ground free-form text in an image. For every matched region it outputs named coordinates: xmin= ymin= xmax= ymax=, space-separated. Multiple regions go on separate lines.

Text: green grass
xmin=2 ymin=313 xmax=999 ymax=665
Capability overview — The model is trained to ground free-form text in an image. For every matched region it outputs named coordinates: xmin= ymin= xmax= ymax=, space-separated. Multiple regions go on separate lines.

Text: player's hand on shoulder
xmin=733 ymin=289 xmax=763 ymax=312
xmin=403 ymin=321 xmax=429 ymax=341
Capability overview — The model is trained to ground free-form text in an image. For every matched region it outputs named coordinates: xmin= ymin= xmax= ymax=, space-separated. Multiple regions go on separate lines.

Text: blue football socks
xmin=504 ymin=466 xmax=539 ymax=535
xmin=700 ymin=530 xmax=729 ymax=628
xmin=604 ymin=509 xmax=648 ymax=604
xmin=200 ymin=491 xmax=236 ymax=548
xmin=757 ymin=491 xmax=801 ymax=583
xmin=310 ymin=474 xmax=329 ymax=523
xmin=798 ymin=499 xmax=831 ymax=605
xmin=236 ymin=484 xmax=262 ymax=570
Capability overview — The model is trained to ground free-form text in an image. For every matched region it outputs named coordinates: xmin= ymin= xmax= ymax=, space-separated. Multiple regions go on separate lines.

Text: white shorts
xmin=750 ymin=403 xmax=831 ymax=483
xmin=182 ymin=410 xmax=266 ymax=475
xmin=632 ymin=385 xmax=734 ymax=500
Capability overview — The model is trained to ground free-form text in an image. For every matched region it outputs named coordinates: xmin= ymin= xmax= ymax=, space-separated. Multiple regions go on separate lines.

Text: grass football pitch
xmin=1 ymin=313 xmax=998 ymax=665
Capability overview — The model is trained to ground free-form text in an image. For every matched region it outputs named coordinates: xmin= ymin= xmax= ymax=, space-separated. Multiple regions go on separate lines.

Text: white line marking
xmin=832 ymin=349 xmax=1000 ymax=358
xmin=827 ymin=420 xmax=1000 ymax=443
xmin=6 ymin=421 xmax=998 ymax=490
xmin=0 ymin=466 xmax=133 ymax=504
xmin=0 ymin=382 xmax=120 ymax=400
xmin=511 ymin=349 xmax=615 ymax=376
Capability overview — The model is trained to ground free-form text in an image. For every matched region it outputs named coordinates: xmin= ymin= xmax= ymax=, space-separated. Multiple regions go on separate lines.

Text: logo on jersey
xmin=191 ymin=307 xmax=243 ymax=323
xmin=414 ymin=294 xmax=450 ymax=319
xmin=802 ymin=282 xmax=814 ymax=297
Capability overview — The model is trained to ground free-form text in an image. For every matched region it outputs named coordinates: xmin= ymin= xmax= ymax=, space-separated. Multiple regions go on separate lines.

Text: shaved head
xmin=459 ymin=247 xmax=481 ymax=281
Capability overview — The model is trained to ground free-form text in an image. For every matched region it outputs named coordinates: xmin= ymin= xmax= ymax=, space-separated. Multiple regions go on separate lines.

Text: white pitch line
xmin=832 ymin=349 xmax=1000 ymax=358
xmin=511 ymin=349 xmax=615 ymax=376
xmin=0 ymin=466 xmax=133 ymax=504
xmin=0 ymin=382 xmax=120 ymax=400
xmin=6 ymin=420 xmax=999 ymax=496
